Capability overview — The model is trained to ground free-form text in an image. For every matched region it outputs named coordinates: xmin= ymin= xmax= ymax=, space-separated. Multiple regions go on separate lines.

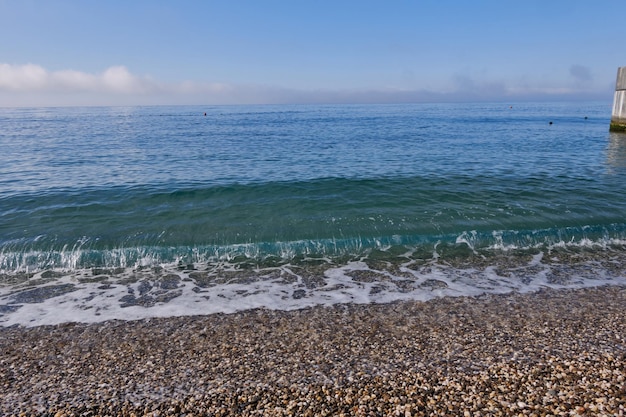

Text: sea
xmin=1 ymin=102 xmax=626 ymax=327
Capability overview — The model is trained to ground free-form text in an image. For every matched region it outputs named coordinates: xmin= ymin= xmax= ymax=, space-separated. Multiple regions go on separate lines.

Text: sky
xmin=0 ymin=0 xmax=624 ymax=107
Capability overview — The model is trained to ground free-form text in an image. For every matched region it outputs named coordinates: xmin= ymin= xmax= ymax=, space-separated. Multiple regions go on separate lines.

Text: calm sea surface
xmin=1 ymin=102 xmax=626 ymax=326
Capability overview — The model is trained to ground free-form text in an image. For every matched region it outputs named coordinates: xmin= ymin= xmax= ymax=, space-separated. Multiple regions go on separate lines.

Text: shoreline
xmin=1 ymin=286 xmax=625 ymax=416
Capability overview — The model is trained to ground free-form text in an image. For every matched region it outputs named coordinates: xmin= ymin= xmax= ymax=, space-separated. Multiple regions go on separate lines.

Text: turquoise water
xmin=1 ymin=102 xmax=626 ymax=326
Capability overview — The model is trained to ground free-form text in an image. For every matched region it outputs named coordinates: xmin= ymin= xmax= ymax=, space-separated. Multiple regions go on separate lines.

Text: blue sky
xmin=0 ymin=0 xmax=623 ymax=106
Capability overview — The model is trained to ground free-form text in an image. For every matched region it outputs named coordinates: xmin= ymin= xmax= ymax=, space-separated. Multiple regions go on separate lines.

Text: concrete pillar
xmin=610 ymin=67 xmax=626 ymax=132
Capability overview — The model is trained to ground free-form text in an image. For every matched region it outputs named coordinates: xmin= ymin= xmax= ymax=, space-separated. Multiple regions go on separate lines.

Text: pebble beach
xmin=1 ymin=286 xmax=625 ymax=417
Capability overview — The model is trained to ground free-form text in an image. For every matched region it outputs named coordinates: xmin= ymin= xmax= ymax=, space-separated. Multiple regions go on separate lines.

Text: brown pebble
xmin=0 ymin=286 xmax=624 ymax=416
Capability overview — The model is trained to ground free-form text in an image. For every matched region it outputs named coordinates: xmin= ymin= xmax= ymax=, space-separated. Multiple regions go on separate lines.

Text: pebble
xmin=0 ymin=286 xmax=625 ymax=416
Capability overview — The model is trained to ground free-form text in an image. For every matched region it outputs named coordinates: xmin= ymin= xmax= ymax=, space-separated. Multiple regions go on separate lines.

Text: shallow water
xmin=1 ymin=102 xmax=626 ymax=326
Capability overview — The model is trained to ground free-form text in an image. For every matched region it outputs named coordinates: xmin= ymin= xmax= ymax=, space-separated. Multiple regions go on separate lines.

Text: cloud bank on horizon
xmin=0 ymin=1 xmax=622 ymax=107
xmin=0 ymin=62 xmax=611 ymax=107
xmin=0 ymin=63 xmax=233 ymax=106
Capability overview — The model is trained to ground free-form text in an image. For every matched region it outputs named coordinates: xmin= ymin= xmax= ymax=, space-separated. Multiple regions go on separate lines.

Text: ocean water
xmin=1 ymin=102 xmax=626 ymax=327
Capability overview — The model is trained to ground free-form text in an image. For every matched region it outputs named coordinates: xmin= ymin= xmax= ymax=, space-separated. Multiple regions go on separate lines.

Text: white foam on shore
xmin=1 ymin=252 xmax=625 ymax=327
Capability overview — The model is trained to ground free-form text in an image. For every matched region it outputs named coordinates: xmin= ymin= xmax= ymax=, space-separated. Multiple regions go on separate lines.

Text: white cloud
xmin=0 ymin=63 xmax=613 ymax=107
xmin=0 ymin=63 xmax=48 ymax=90
xmin=0 ymin=63 xmax=253 ymax=106
xmin=101 ymin=66 xmax=152 ymax=93
xmin=51 ymin=69 xmax=98 ymax=91
xmin=0 ymin=63 xmax=161 ymax=94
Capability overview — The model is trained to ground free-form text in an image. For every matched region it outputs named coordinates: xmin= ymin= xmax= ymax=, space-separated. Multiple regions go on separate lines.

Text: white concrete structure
xmin=610 ymin=67 xmax=626 ymax=132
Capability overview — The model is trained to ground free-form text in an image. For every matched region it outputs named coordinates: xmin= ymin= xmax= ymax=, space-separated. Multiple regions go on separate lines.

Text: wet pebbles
xmin=1 ymin=286 xmax=624 ymax=416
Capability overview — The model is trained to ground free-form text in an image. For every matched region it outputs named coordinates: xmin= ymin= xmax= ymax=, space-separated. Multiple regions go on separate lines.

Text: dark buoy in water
xmin=204 ymin=112 xmax=207 ymax=116
xmin=549 ymin=121 xmax=553 ymax=125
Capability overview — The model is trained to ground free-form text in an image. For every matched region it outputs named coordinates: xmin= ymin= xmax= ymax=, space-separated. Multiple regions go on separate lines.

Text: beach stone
xmin=369 ymin=285 xmax=385 ymax=294
xmin=300 ymin=274 xmax=326 ymax=289
xmin=0 ymin=286 xmax=624 ymax=416
xmin=348 ymin=270 xmax=388 ymax=283
xmin=420 ymin=279 xmax=448 ymax=289
xmin=40 ymin=270 xmax=65 ymax=279
xmin=0 ymin=304 xmax=22 ymax=314
xmin=119 ymin=289 xmax=183 ymax=308
xmin=154 ymin=289 xmax=182 ymax=303
xmin=97 ymin=284 xmax=115 ymax=290
xmin=292 ymin=289 xmax=306 ymax=299
xmin=394 ymin=279 xmax=417 ymax=292
xmin=78 ymin=275 xmax=111 ymax=283
xmin=159 ymin=274 xmax=181 ymax=289
xmin=138 ymin=280 xmax=152 ymax=295
xmin=10 ymin=284 xmax=77 ymax=303
xmin=119 ymin=294 xmax=139 ymax=307
xmin=92 ymin=267 xmax=125 ymax=276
